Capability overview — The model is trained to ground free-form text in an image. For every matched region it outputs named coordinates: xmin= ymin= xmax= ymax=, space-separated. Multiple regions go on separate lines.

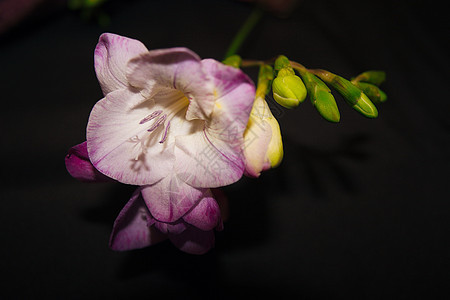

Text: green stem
xmin=241 ymin=57 xmax=277 ymax=68
xmin=224 ymin=8 xmax=263 ymax=59
xmin=289 ymin=61 xmax=308 ymax=73
xmin=241 ymin=59 xmax=265 ymax=67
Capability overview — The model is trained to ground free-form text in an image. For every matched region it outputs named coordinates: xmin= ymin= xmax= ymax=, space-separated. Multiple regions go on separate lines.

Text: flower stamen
xmin=140 ymin=110 xmax=163 ymax=124
xmin=159 ymin=121 xmax=170 ymax=143
xmin=147 ymin=114 xmax=167 ymax=132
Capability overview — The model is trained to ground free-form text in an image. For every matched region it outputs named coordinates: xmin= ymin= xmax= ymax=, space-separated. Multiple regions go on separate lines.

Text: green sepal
xmin=300 ymin=71 xmax=340 ymax=122
xmin=274 ymin=55 xmax=292 ymax=72
xmin=222 ymin=55 xmax=242 ymax=69
xmin=351 ymin=70 xmax=386 ymax=86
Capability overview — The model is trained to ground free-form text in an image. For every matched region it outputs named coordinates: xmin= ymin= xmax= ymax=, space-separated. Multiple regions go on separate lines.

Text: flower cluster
xmin=65 ymin=33 xmax=282 ymax=254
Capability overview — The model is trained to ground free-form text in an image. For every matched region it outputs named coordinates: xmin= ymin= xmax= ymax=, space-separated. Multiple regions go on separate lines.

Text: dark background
xmin=1 ymin=0 xmax=449 ymax=298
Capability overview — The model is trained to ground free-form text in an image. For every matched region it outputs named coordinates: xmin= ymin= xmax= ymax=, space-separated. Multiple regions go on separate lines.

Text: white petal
xmin=87 ymin=89 xmax=175 ymax=185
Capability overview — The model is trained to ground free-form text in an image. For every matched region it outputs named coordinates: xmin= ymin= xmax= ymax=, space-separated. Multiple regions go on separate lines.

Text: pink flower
xmin=65 ymin=33 xmax=255 ymax=254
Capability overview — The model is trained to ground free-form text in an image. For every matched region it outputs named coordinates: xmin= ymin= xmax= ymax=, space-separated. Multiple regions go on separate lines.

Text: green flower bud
xmin=313 ymin=69 xmax=378 ymax=118
xmin=299 ymin=71 xmax=340 ymax=122
xmin=222 ymin=55 xmax=242 ymax=69
xmin=352 ymin=81 xmax=387 ymax=104
xmin=272 ymin=72 xmax=307 ymax=109
xmin=351 ymin=70 xmax=386 ymax=86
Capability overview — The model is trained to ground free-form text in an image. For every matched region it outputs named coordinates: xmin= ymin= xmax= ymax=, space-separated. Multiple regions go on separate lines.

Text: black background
xmin=1 ymin=0 xmax=449 ymax=298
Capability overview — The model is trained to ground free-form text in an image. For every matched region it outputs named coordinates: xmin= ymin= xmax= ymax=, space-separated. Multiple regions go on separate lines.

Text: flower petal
xmin=87 ymin=88 xmax=175 ymax=185
xmin=174 ymin=131 xmax=245 ymax=188
xmin=109 ymin=188 xmax=166 ymax=251
xmin=127 ymin=48 xmax=215 ymax=121
xmin=202 ymin=59 xmax=255 ymax=137
xmin=168 ymin=225 xmax=215 ymax=255
xmin=183 ymin=190 xmax=220 ymax=231
xmin=174 ymin=60 xmax=255 ymax=188
xmin=65 ymin=141 xmax=112 ymax=182
xmin=243 ymin=118 xmax=272 ymax=177
xmin=141 ymin=176 xmax=207 ymax=223
xmin=94 ymin=33 xmax=148 ymax=95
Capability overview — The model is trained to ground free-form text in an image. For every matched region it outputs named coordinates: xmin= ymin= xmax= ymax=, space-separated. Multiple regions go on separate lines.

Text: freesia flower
xmin=65 ymin=33 xmax=255 ymax=254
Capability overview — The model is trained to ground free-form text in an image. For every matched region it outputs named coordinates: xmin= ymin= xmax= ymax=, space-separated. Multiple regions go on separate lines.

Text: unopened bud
xmin=272 ymin=69 xmax=307 ymax=109
xmin=299 ymin=71 xmax=340 ymax=122
xmin=313 ymin=69 xmax=378 ymax=118
xmin=244 ymin=97 xmax=283 ymax=177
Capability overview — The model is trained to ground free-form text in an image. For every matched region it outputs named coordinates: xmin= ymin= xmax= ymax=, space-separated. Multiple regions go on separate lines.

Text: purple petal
xmin=183 ymin=191 xmax=220 ymax=231
xmin=109 ymin=187 xmax=166 ymax=251
xmin=94 ymin=33 xmax=148 ymax=95
xmin=168 ymin=225 xmax=215 ymax=255
xmin=141 ymin=176 xmax=206 ymax=223
xmin=65 ymin=142 xmax=112 ymax=182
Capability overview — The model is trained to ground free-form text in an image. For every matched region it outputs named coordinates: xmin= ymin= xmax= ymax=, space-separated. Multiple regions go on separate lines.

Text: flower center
xmin=138 ymin=95 xmax=189 ymax=144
